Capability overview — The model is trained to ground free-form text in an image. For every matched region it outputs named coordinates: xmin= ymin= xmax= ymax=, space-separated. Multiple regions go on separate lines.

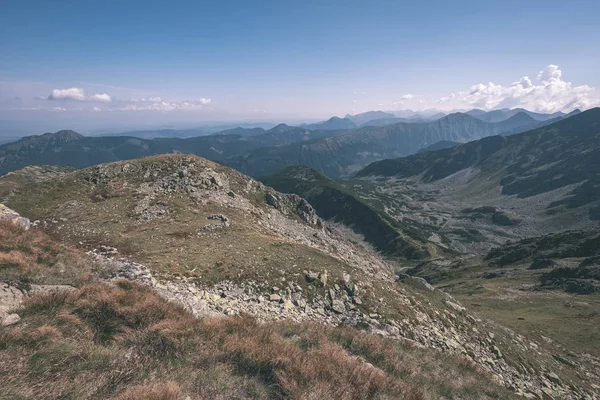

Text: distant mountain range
xmin=300 ymin=117 xmax=358 ymax=130
xmin=0 ymin=108 xmax=587 ymax=180
xmin=359 ymin=117 xmax=415 ymax=127
xmin=96 ymin=123 xmax=277 ymax=139
xmin=357 ymin=107 xmax=600 ymax=220
xmin=261 ymin=108 xmax=600 ymax=263
xmin=465 ymin=108 xmax=574 ymax=123
xmin=211 ymin=127 xmax=266 ymax=137
xmin=0 ymin=124 xmax=336 ymax=176
xmin=228 ymin=111 xmax=573 ymax=178
xmin=344 ymin=111 xmax=396 ymax=126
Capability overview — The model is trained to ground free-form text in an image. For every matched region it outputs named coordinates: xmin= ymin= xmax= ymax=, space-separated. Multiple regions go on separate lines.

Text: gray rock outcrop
xmin=0 ymin=203 xmax=30 ymax=229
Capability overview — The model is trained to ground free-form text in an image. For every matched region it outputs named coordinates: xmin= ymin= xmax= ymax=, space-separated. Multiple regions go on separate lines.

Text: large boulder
xmin=0 ymin=283 xmax=25 ymax=321
xmin=1 ymin=313 xmax=21 ymax=326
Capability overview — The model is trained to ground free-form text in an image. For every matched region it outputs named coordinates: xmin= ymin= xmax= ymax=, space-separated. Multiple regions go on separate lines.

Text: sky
xmin=1 ymin=0 xmax=600 ymax=134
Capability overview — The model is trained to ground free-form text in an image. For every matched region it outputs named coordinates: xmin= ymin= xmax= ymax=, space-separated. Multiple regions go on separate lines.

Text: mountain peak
xmin=0 ymin=130 xmax=84 ymax=150
xmin=17 ymin=130 xmax=84 ymax=143
xmin=267 ymin=123 xmax=292 ymax=133
xmin=504 ymin=111 xmax=536 ymax=123
xmin=50 ymin=130 xmax=84 ymax=141
xmin=345 ymin=111 xmax=396 ymax=125
xmin=301 ymin=117 xmax=357 ymax=131
xmin=441 ymin=112 xmax=475 ymax=122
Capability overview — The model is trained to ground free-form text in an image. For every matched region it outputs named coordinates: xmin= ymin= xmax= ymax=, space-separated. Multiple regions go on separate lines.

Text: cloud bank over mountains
xmin=35 ymin=87 xmax=212 ymax=113
xmin=1 ymin=65 xmax=597 ymax=119
xmin=123 ymin=97 xmax=212 ymax=111
xmin=438 ymin=65 xmax=598 ymax=113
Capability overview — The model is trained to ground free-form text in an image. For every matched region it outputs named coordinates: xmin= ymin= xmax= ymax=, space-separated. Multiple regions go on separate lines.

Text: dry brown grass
xmin=0 ymin=220 xmax=91 ymax=284
xmin=200 ymin=316 xmax=412 ymax=399
xmin=113 ymin=381 xmax=184 ymax=400
xmin=0 ymin=281 xmax=512 ymax=400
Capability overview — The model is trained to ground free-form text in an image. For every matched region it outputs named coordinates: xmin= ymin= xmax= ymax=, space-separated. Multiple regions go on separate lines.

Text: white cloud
xmin=438 ymin=65 xmax=599 ymax=112
xmin=15 ymin=106 xmax=67 ymax=111
xmin=48 ymin=88 xmax=112 ymax=103
xmin=119 ymin=98 xmax=212 ymax=111
xmin=48 ymin=87 xmax=85 ymax=101
xmin=18 ymin=106 xmax=44 ymax=111
xmin=89 ymin=93 xmax=112 ymax=102
xmin=516 ymin=76 xmax=533 ymax=89
xmin=537 ymin=64 xmax=561 ymax=83
xmin=390 ymin=94 xmax=415 ymax=109
xmin=7 ymin=83 xmax=210 ymax=113
xmin=131 ymin=96 xmax=163 ymax=103
xmin=436 ymin=93 xmax=456 ymax=103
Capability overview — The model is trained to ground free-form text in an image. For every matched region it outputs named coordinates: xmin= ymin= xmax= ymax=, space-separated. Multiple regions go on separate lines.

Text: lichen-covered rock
xmin=1 ymin=283 xmax=73 ymax=324
xmin=266 ymin=192 xmax=320 ymax=226
xmin=0 ymin=283 xmax=25 ymax=320
xmin=331 ymin=299 xmax=346 ymax=314
xmin=304 ymin=270 xmax=319 ymax=282
xmin=1 ymin=313 xmax=21 ymax=326
xmin=0 ymin=203 xmax=30 ymax=229
xmin=201 ymin=214 xmax=231 ymax=231
xmin=269 ymin=294 xmax=282 ymax=302
xmin=445 ymin=299 xmax=466 ymax=313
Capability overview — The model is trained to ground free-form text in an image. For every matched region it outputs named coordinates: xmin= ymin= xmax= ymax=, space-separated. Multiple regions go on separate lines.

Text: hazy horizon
xmin=2 ymin=0 xmax=600 ymax=134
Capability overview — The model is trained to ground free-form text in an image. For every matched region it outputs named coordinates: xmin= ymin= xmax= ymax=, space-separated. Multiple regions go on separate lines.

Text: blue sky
xmin=1 ymin=0 xmax=599 ymax=133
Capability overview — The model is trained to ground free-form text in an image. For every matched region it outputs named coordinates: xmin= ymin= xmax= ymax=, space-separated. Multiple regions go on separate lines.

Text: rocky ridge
xmin=82 ymin=248 xmax=597 ymax=399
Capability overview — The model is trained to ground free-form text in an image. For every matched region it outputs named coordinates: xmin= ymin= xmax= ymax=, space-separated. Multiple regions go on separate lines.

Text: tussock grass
xmin=0 ymin=221 xmax=92 ymax=285
xmin=0 ymin=281 xmax=511 ymax=399
xmin=113 ymin=382 xmax=183 ymax=400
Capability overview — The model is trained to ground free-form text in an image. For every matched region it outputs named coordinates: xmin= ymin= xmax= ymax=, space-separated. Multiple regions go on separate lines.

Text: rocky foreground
xmin=60 ymin=243 xmax=593 ymax=399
